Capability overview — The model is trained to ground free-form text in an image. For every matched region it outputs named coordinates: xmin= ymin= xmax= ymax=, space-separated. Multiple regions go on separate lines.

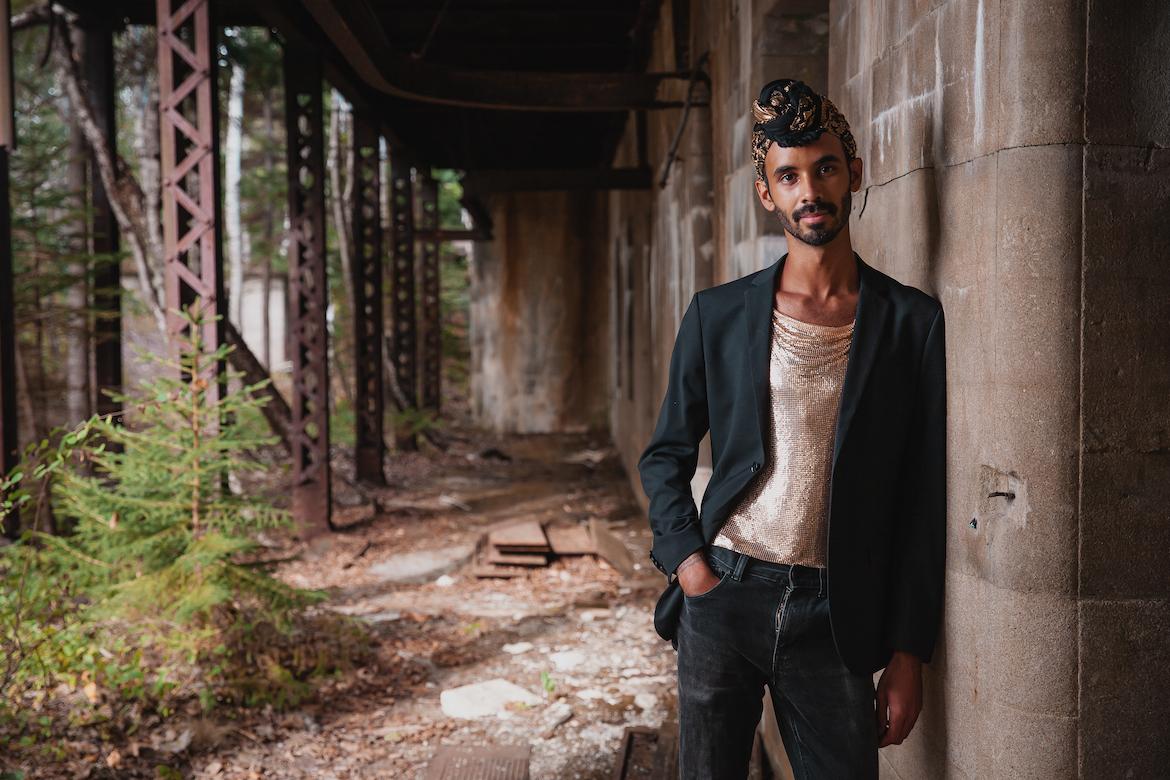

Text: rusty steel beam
xmin=156 ymin=0 xmax=225 ymax=390
xmin=462 ymin=167 xmax=652 ymax=193
xmin=388 ymin=153 xmax=418 ymax=451
xmin=416 ymin=172 xmax=441 ymax=415
xmin=301 ymin=0 xmax=705 ymax=112
xmin=284 ymin=41 xmax=331 ymax=534
xmin=414 ymin=229 xmax=486 ymax=242
xmin=351 ymin=110 xmax=385 ymax=485
xmin=84 ymin=24 xmax=122 ymax=426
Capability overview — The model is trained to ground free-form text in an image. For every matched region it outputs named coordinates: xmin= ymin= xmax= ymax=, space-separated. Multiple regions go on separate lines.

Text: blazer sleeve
xmin=637 ymin=292 xmax=710 ymax=578
xmin=884 ymin=303 xmax=947 ymax=663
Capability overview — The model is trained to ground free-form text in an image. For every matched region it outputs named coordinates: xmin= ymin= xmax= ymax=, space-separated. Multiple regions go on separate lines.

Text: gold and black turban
xmin=751 ymin=79 xmax=857 ymax=181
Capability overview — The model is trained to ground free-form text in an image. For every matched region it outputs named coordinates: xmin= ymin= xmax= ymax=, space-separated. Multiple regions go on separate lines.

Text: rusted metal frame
xmin=84 ymin=23 xmax=122 ymax=426
xmin=249 ymin=0 xmax=409 ymax=150
xmin=414 ymin=229 xmax=484 ymax=242
xmin=416 ymin=172 xmax=441 ymax=414
xmin=462 ymin=167 xmax=652 ymax=193
xmin=283 ymin=42 xmax=332 ymax=534
xmin=350 ymin=110 xmax=385 ymax=485
xmin=388 ymin=152 xmax=418 ymax=451
xmin=300 ymin=0 xmax=705 ymax=112
xmin=0 ymin=0 xmax=15 ymax=538
xmin=156 ymin=0 xmax=225 ymax=397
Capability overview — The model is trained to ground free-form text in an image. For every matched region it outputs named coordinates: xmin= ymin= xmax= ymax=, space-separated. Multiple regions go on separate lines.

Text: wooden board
xmin=486 ymin=549 xmax=550 ymax=566
xmin=545 ymin=523 xmax=596 ymax=555
xmin=488 ymin=520 xmax=550 ymax=552
xmin=590 ymin=517 xmax=636 ymax=576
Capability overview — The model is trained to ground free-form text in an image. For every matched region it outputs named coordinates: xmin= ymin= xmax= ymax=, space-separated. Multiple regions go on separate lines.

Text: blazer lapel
xmin=741 ymin=251 xmax=890 ymax=472
xmin=832 ymin=253 xmax=889 ymax=472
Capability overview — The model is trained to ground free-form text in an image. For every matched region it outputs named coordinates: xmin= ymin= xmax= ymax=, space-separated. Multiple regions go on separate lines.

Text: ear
xmin=754 ymin=177 xmax=778 ymax=212
xmin=849 ymin=156 xmax=864 ymax=192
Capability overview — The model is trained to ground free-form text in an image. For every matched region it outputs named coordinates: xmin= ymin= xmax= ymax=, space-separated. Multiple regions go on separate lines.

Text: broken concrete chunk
xmin=368 ymin=544 xmax=476 ymax=584
xmin=439 ymin=679 xmax=542 ymax=719
xmin=550 ymin=650 xmax=586 ymax=671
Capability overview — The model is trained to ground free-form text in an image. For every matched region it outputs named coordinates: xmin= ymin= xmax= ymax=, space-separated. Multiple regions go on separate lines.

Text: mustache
xmin=795 ymin=204 xmax=835 ymax=219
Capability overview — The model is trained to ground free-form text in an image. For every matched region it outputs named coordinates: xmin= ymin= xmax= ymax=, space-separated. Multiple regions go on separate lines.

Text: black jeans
xmin=676 ymin=545 xmax=878 ymax=779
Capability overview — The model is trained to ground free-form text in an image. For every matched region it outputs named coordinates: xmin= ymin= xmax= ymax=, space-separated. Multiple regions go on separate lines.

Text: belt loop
xmin=787 ymin=565 xmax=795 ymax=591
xmin=817 ymin=567 xmax=825 ymax=598
xmin=732 ymin=551 xmax=749 ymax=581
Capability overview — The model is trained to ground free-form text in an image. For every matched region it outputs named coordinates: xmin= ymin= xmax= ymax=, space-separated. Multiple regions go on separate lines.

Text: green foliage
xmin=0 ymin=305 xmax=369 ymax=750
xmin=42 ymin=306 xmax=310 ymax=624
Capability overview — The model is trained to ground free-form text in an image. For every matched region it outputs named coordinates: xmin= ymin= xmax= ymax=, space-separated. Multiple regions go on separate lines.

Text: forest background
xmin=0 ymin=0 xmax=471 ymax=769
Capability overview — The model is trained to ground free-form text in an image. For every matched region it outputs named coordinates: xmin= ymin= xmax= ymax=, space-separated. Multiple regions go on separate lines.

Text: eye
xmin=779 ymin=173 xmax=795 ymax=183
xmin=820 ymin=165 xmax=836 ymax=174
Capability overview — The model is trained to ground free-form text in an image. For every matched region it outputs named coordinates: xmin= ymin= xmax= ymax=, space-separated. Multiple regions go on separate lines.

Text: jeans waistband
xmin=706 ymin=544 xmax=826 ymax=594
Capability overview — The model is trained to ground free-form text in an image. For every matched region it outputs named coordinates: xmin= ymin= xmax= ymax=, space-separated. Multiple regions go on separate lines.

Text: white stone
xmin=439 ymin=679 xmax=542 ymax=719
xmin=502 ymin=641 xmax=534 ymax=655
xmin=634 ymin=693 xmax=659 ymax=711
xmin=434 ymin=574 xmax=456 ymax=587
xmin=368 ymin=544 xmax=475 ymax=584
xmin=550 ymin=650 xmax=587 ymax=671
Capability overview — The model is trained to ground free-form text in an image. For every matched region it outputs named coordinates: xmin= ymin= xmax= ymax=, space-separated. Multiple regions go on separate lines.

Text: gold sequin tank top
xmin=711 ymin=307 xmax=855 ymax=567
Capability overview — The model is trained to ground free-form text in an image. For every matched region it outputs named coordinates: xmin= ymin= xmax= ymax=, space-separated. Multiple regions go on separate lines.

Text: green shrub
xmin=0 ymin=304 xmax=369 ymax=751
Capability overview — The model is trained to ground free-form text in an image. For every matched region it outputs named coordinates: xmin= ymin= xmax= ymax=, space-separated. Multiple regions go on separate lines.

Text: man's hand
xmin=876 ymin=650 xmax=923 ymax=747
xmin=676 ymin=550 xmax=721 ymax=597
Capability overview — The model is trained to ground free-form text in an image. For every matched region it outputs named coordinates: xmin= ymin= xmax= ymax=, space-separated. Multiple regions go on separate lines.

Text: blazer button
xmin=750 ymin=462 xmax=761 ymax=472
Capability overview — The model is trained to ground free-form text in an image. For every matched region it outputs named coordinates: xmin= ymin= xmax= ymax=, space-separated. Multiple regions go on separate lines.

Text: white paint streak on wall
xmin=973 ymin=0 xmax=986 ymax=144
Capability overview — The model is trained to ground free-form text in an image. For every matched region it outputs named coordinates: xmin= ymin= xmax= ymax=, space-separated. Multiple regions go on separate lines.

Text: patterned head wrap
xmin=751 ymin=79 xmax=857 ymax=181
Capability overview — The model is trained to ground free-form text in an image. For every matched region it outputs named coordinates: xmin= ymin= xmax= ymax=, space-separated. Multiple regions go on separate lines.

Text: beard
xmin=775 ymin=190 xmax=852 ymax=247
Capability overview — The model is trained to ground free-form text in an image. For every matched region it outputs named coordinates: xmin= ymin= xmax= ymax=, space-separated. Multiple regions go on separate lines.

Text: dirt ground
xmin=165 ymin=425 xmax=678 ymax=779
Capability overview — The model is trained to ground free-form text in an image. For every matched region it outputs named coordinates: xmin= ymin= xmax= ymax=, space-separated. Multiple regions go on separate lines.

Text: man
xmin=637 ymin=79 xmax=946 ymax=779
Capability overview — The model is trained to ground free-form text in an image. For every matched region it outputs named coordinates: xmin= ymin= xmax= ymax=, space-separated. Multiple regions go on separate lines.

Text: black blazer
xmin=637 ymin=251 xmax=946 ymax=676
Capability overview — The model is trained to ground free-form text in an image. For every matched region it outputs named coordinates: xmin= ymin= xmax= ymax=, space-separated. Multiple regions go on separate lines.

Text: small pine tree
xmin=44 ymin=303 xmax=312 ymax=624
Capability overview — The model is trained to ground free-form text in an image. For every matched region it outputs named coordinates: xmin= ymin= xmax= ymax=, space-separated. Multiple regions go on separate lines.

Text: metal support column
xmin=156 ymin=0 xmax=225 ymax=385
xmin=84 ymin=24 xmax=121 ymax=425
xmin=351 ymin=111 xmax=384 ymax=485
xmin=283 ymin=42 xmax=331 ymax=533
xmin=389 ymin=153 xmax=418 ymax=451
xmin=0 ymin=0 xmax=16 ymax=538
xmin=416 ymin=172 xmax=441 ymax=415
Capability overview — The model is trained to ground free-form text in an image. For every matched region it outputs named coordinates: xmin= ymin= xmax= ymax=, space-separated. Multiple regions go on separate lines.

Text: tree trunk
xmin=225 ymin=60 xmax=245 ymax=327
xmin=50 ymin=13 xmax=166 ymax=332
xmin=261 ymin=88 xmax=276 ymax=369
xmin=64 ymin=35 xmax=92 ymax=423
xmin=328 ymin=89 xmax=353 ymax=309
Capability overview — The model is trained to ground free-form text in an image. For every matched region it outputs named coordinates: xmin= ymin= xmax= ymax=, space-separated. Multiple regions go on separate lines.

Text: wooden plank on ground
xmin=486 ymin=549 xmax=551 ymax=566
xmin=546 ymin=523 xmax=596 ymax=555
xmin=590 ymin=517 xmax=636 ymax=576
xmin=488 ymin=519 xmax=550 ymax=551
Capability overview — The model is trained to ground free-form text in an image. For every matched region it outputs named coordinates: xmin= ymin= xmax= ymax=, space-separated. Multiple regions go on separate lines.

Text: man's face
xmin=753 ymin=133 xmax=863 ymax=247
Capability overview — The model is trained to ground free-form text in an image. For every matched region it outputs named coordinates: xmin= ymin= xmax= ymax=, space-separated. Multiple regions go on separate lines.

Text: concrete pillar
xmin=469 ymin=190 xmax=610 ymax=433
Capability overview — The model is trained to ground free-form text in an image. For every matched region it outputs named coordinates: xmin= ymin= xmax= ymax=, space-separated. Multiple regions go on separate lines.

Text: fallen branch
xmin=223 ymin=321 xmax=291 ymax=453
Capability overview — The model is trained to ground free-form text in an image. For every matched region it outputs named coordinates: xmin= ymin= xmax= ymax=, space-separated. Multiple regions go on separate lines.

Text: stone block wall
xmin=607 ymin=0 xmax=1170 ymax=775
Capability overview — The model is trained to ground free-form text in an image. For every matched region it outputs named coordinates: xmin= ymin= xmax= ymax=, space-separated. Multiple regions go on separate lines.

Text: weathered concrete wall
xmin=468 ymin=190 xmax=610 ymax=433
xmin=1078 ymin=1 xmax=1170 ymax=774
xmin=609 ymin=0 xmax=1170 ymax=775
